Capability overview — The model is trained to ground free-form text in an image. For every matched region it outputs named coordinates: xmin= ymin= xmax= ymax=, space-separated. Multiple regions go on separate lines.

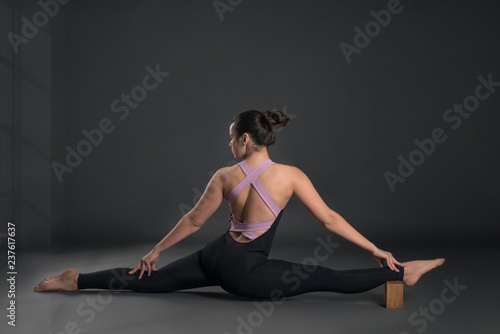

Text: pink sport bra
xmin=227 ymin=159 xmax=282 ymax=240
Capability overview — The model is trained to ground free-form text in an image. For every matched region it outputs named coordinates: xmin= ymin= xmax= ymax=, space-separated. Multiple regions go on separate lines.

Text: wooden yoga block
xmin=384 ymin=280 xmax=403 ymax=309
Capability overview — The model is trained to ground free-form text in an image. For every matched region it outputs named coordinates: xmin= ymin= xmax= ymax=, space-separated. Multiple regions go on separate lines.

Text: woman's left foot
xmin=402 ymin=259 xmax=445 ymax=287
xmin=34 ymin=269 xmax=79 ymax=292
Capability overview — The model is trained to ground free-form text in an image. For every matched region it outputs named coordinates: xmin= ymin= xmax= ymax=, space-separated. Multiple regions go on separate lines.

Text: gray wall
xmin=3 ymin=0 xmax=499 ymax=251
xmin=1 ymin=0 xmax=54 ymax=253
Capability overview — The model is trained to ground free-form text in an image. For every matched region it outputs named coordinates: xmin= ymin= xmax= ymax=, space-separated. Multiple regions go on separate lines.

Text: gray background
xmin=2 ymin=0 xmax=499 ymax=252
xmin=2 ymin=1 xmax=499 ymax=334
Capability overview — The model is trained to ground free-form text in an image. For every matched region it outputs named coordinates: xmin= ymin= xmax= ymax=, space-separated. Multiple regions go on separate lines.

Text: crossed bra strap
xmin=227 ymin=159 xmax=281 ymax=240
xmin=228 ymin=219 xmax=276 ymax=240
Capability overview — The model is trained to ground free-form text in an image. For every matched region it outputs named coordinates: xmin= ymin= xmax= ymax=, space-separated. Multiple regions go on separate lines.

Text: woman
xmin=34 ymin=109 xmax=444 ymax=300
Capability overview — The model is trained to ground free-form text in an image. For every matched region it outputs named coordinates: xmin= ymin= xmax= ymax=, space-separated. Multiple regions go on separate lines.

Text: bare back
xmin=223 ymin=161 xmax=294 ymax=242
xmin=186 ymin=158 xmax=334 ymax=243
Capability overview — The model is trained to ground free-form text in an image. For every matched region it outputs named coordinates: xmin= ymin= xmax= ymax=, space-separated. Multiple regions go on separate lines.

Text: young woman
xmin=34 ymin=109 xmax=444 ymax=300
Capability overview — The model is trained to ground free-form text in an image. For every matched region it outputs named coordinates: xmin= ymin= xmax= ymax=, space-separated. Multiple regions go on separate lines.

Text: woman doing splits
xmin=34 ymin=109 xmax=444 ymax=300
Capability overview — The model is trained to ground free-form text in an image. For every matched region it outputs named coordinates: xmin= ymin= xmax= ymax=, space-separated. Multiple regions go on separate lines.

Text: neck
xmin=244 ymin=147 xmax=270 ymax=167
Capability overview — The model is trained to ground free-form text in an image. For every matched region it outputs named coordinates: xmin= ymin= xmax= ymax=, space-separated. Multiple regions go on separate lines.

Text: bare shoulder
xmin=272 ymin=163 xmax=306 ymax=180
xmin=277 ymin=164 xmax=333 ymax=225
xmin=276 ymin=163 xmax=319 ymax=197
xmin=217 ymin=161 xmax=302 ymax=184
xmin=213 ymin=165 xmax=234 ymax=183
xmin=271 ymin=163 xmax=309 ymax=193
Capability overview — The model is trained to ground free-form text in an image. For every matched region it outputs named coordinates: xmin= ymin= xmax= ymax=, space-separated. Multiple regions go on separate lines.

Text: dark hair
xmin=231 ymin=109 xmax=290 ymax=147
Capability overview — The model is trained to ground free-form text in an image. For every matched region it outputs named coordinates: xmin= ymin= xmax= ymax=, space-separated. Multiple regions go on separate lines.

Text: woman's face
xmin=229 ymin=123 xmax=245 ymax=159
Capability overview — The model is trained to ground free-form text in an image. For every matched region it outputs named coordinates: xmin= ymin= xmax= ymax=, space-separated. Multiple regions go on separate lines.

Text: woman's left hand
xmin=371 ymin=247 xmax=406 ymax=272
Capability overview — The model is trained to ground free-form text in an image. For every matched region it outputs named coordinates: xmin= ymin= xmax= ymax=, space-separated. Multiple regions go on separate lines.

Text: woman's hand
xmin=371 ymin=247 xmax=406 ymax=272
xmin=129 ymin=248 xmax=160 ymax=279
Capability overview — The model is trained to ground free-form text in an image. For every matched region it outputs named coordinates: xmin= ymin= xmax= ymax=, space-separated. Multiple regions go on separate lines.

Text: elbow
xmin=322 ymin=210 xmax=340 ymax=229
xmin=186 ymin=214 xmax=203 ymax=230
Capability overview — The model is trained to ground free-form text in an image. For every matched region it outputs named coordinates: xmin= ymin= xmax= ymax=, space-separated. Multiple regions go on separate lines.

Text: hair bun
xmin=262 ymin=109 xmax=290 ymax=131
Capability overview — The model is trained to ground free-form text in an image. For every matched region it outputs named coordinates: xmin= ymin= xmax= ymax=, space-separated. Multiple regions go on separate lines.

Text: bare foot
xmin=34 ymin=269 xmax=79 ymax=292
xmin=403 ymin=259 xmax=445 ymax=287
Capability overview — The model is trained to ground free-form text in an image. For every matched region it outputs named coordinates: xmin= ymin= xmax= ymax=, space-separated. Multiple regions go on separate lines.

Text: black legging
xmin=77 ymin=209 xmax=403 ymax=300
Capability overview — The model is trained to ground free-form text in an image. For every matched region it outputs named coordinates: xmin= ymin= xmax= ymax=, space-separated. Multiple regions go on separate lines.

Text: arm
xmin=291 ymin=166 xmax=404 ymax=271
xmin=130 ymin=167 xmax=226 ymax=278
xmin=153 ymin=167 xmax=225 ymax=252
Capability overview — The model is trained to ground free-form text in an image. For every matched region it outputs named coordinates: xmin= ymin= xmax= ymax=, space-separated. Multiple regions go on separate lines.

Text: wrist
xmin=366 ymin=243 xmax=377 ymax=254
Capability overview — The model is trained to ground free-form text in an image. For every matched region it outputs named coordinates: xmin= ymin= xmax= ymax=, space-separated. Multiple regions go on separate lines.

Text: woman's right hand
xmin=129 ymin=248 xmax=160 ymax=279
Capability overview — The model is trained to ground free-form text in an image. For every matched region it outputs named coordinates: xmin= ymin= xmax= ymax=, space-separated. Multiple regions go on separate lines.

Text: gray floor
xmin=1 ymin=241 xmax=497 ymax=334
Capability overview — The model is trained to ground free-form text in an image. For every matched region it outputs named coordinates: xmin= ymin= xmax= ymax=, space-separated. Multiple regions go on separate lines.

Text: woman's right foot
xmin=34 ymin=269 xmax=79 ymax=292
xmin=402 ymin=259 xmax=445 ymax=287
